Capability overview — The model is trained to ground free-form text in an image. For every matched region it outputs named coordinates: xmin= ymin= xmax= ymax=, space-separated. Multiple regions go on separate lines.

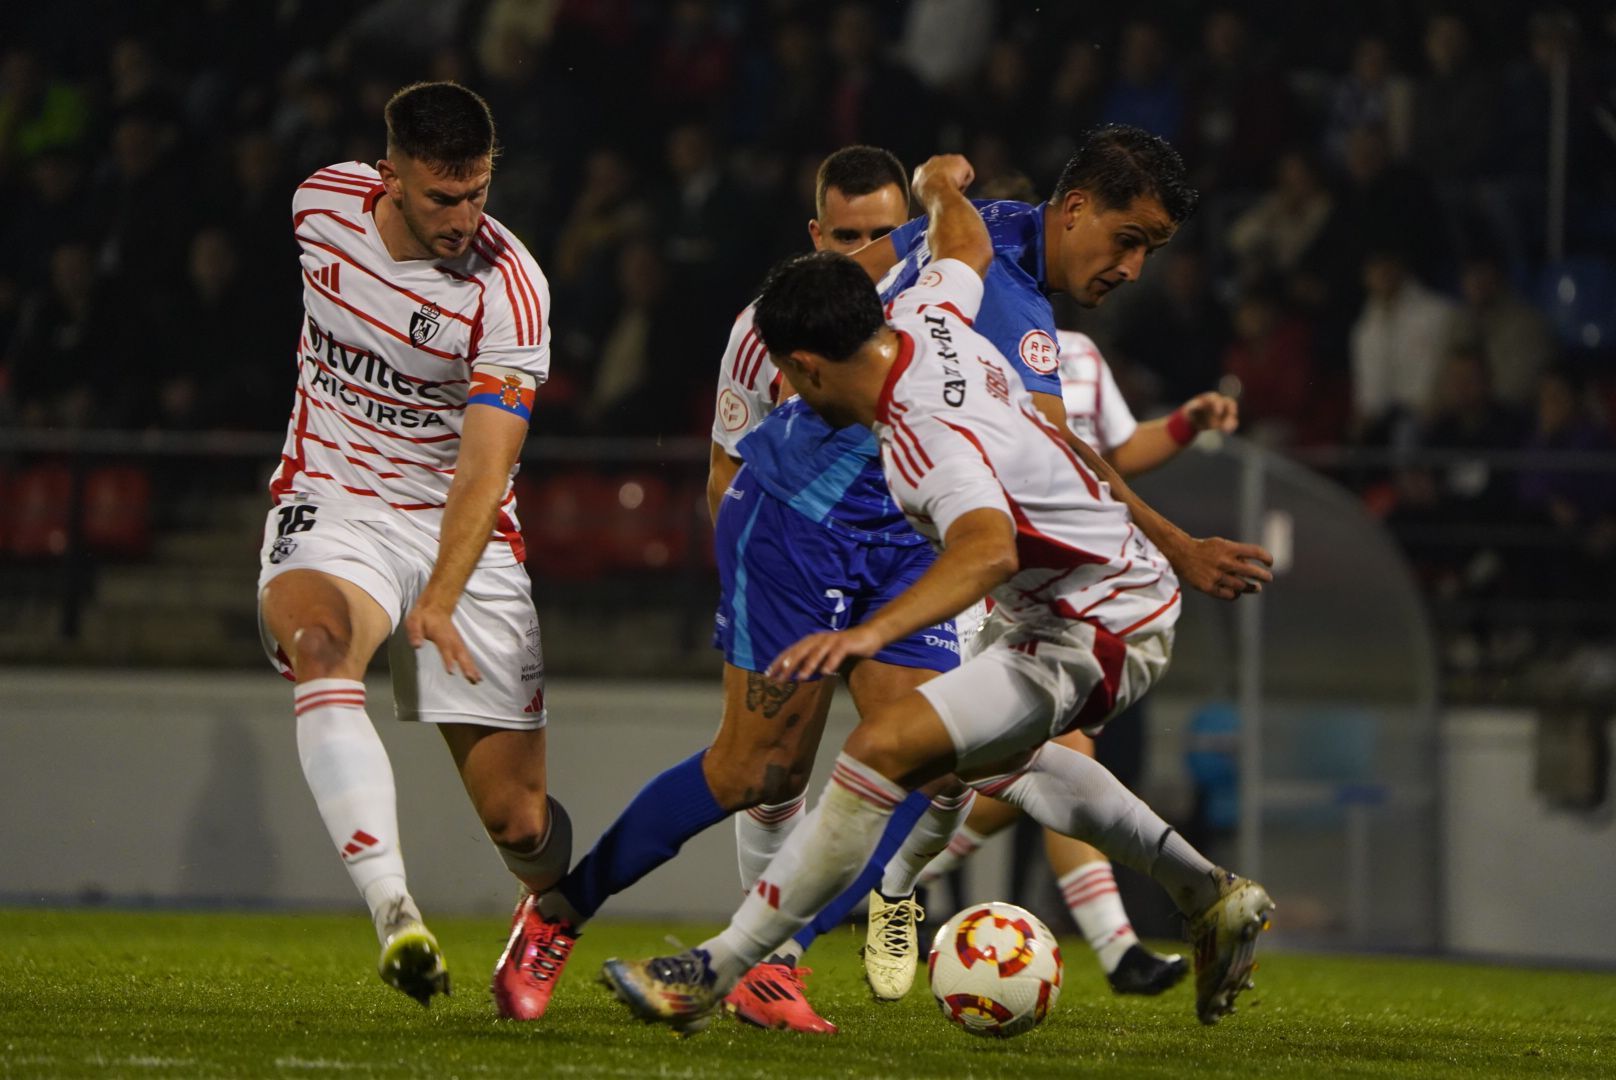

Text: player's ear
xmin=788 ymin=350 xmax=821 ymax=387
xmin=807 ymin=218 xmax=823 ymax=251
xmin=376 ymin=156 xmax=401 ymax=196
xmin=1061 ymin=188 xmax=1089 ymax=226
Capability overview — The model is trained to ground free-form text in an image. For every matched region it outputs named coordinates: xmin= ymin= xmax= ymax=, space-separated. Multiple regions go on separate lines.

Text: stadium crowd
xmin=2 ymin=0 xmax=1615 ymax=676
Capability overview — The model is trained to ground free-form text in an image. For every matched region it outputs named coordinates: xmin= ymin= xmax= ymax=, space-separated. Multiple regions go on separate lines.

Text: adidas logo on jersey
xmin=313 ymin=263 xmax=341 ymax=291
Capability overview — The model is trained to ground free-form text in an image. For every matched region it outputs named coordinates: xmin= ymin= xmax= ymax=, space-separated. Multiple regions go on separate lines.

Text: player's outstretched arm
xmin=767 ymin=507 xmax=1016 ymax=681
xmin=911 ymin=155 xmax=992 ymax=279
xmin=406 ymin=397 xmax=530 ymax=683
xmin=1109 ymin=391 xmax=1240 ymax=478
xmin=1029 ymin=390 xmax=1271 ymax=602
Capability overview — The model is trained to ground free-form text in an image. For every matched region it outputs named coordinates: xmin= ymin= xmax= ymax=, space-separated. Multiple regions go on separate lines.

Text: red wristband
xmin=1166 ymin=407 xmax=1195 ymax=446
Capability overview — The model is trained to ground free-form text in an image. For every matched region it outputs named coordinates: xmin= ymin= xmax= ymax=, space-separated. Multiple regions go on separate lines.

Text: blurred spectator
xmin=1323 ymin=35 xmax=1413 ymax=168
xmin=580 ymin=239 xmax=688 ymax=437
xmin=551 ymin=147 xmax=652 ymax=334
xmin=1518 ymin=366 xmax=1616 ymax=534
xmin=1516 ymin=365 xmax=1616 ymax=618
xmin=1181 ymin=8 xmax=1293 ymax=192
xmin=824 ymin=1 xmax=937 ymax=164
xmin=1111 ymin=247 xmax=1230 ymax=407
xmin=1221 ymin=285 xmax=1327 ymax=446
xmin=4 ymin=242 xmax=115 ymax=429
xmin=656 ymin=120 xmax=752 ymax=332
xmin=2 ymin=149 xmax=86 ymax=283
xmin=90 ymin=109 xmax=193 ymax=316
xmin=107 ymin=35 xmax=177 ymax=118
xmin=1448 ymin=250 xmax=1557 ymax=410
xmin=0 ymin=46 xmax=91 ymax=180
xmin=650 ymin=1 xmax=737 ymax=119
xmin=1349 ymin=248 xmax=1460 ymax=438
xmin=1028 ymin=40 xmax=1106 ymax=184
xmin=1409 ymin=13 xmax=1499 ymax=187
xmin=899 ymin=0 xmax=996 ymax=94
xmin=733 ymin=18 xmax=825 ymax=153
xmin=273 ymin=72 xmax=351 ymax=178
xmin=1226 ymin=148 xmax=1342 ymax=286
xmin=1100 ymin=20 xmax=1182 ymax=141
xmin=1339 ymin=122 xmax=1450 ymax=286
xmin=962 ymin=40 xmax=1038 ymax=168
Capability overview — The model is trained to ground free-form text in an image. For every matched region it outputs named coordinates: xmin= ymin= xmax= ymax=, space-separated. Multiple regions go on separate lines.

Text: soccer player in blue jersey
xmin=520 ymin=131 xmax=1272 ymax=1030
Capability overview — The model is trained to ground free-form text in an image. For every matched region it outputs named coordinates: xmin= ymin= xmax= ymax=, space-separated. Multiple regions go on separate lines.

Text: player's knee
xmin=843 ymin=714 xmax=912 ymax=784
xmin=702 ymin=745 xmax=808 ymax=811
xmin=291 ymin=622 xmax=351 ymax=680
xmin=478 ymin=792 xmax=550 ymax=852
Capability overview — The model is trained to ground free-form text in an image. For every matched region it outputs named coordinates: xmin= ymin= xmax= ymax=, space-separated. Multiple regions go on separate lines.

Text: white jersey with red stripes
xmin=272 ymin=162 xmax=551 ymax=565
xmin=873 ymin=260 xmax=1180 ymax=640
xmin=1057 ymin=330 xmax=1137 ymax=455
xmin=710 ymin=302 xmax=785 ymax=456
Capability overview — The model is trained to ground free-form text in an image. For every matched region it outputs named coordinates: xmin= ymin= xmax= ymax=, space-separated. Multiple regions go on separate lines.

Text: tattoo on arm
xmin=745 ymin=671 xmax=799 ymax=720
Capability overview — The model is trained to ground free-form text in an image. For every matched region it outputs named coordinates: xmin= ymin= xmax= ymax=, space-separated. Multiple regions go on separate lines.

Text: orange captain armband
xmin=467 ymin=364 xmax=537 ymax=421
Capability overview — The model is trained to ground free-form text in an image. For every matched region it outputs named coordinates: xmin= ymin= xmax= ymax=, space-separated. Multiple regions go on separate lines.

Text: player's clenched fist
xmin=912 ymin=154 xmax=975 ymax=198
xmin=1181 ymin=391 xmax=1240 ymax=435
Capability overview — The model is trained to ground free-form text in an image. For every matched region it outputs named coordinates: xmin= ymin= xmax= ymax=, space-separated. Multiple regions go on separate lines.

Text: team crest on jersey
xmin=919 ymin=268 xmax=944 ymax=289
xmin=269 ymin=536 xmax=298 ymax=564
xmin=1018 ymin=329 xmax=1059 ymax=375
xmin=717 ymin=387 xmax=750 ymax=432
xmin=409 ymin=302 xmax=442 ymax=347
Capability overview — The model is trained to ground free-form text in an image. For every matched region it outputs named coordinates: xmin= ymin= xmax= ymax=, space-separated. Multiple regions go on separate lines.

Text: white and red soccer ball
xmin=928 ymin=901 xmax=1063 ymax=1038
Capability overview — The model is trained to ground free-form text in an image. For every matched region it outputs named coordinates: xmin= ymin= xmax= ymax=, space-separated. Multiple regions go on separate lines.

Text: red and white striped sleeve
xmin=468 ymin=218 xmax=551 ymax=383
xmin=710 ymin=302 xmax=782 ymax=457
xmin=882 ymin=404 xmax=1011 ymax=541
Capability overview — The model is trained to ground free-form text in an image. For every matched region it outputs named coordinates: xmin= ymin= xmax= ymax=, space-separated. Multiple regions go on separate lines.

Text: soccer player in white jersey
xmin=601 ymin=158 xmax=1275 ymax=1032
xmin=896 ymin=329 xmax=1241 ymax=994
xmin=256 ymin=82 xmax=571 ymax=1015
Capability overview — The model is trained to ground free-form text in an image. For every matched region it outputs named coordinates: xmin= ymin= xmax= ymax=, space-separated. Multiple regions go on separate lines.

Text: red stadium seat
xmin=8 ymin=463 xmax=74 ymax=558
xmin=519 ymin=470 xmax=617 ymax=581
xmin=604 ymin=472 xmax=688 ymax=572
xmin=82 ymin=465 xmax=152 ymax=557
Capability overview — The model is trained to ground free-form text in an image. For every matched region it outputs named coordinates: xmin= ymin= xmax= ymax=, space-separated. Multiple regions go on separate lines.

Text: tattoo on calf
xmin=745 ymin=671 xmax=798 ymax=719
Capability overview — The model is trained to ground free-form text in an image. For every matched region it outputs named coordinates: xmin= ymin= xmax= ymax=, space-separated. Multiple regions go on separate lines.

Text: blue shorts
xmin=713 ymin=466 xmax=961 ymax=677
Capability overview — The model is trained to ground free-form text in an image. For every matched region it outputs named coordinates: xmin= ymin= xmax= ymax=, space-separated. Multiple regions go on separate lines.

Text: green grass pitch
xmin=4 ymin=909 xmax=1613 ymax=1078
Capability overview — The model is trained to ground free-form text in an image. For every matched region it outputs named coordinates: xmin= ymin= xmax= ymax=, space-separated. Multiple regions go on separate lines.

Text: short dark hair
xmin=1051 ymin=124 xmax=1198 ymax=225
xmin=815 ymin=145 xmax=909 ymax=217
xmin=385 ymin=82 xmax=497 ymax=178
xmin=754 ymin=252 xmax=885 ymax=363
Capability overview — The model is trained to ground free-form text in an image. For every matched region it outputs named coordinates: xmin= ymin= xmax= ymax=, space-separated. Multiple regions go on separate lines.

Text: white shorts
xmin=920 ymin=606 xmax=1171 ymax=774
xmin=256 ymin=498 xmax=546 ymax=730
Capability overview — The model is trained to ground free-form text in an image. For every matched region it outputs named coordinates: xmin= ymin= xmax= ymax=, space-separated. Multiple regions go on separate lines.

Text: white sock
xmin=702 ymin=754 xmax=902 ymax=989
xmin=1059 ymin=861 xmax=1138 ymax=973
xmin=974 ymin=743 xmax=1220 ymax=915
xmin=294 ymin=679 xmax=411 ymax=943
xmin=916 ymin=823 xmax=987 ymax=888
xmin=734 ymin=794 xmax=806 ymax=893
xmin=880 ymin=788 xmax=975 ymax=897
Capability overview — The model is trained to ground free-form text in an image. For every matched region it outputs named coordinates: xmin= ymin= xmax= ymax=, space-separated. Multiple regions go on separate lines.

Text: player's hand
xmin=405 ymin=602 xmax=483 ymax=684
xmin=913 ymin=154 xmax=975 ymax=198
xmin=1182 ymin=391 xmax=1240 ymax=434
xmin=768 ymin=626 xmax=884 ymax=682
xmin=1170 ymin=536 xmax=1274 ymax=601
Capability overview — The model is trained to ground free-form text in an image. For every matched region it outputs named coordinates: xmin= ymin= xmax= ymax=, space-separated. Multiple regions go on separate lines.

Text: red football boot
xmin=723 ymin=962 xmax=838 ymax=1034
xmin=491 ymin=893 xmax=579 ymax=1020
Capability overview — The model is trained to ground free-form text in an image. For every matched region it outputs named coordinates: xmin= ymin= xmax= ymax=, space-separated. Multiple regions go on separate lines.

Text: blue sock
xmin=791 ymin=789 xmax=931 ymax=953
xmin=557 ymin=750 xmax=727 ymax=921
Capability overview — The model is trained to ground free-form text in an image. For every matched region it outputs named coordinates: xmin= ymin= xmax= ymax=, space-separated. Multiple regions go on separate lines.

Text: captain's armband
xmin=467 ymin=364 xmax=538 ymax=421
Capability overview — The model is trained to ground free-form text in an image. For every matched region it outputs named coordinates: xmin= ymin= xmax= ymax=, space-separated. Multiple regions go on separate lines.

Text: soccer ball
xmin=928 ymin=901 xmax=1063 ymax=1038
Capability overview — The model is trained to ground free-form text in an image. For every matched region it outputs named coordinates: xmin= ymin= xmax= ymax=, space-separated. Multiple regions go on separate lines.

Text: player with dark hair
xmin=256 ymin=81 xmax=570 ymax=1013
xmin=600 ymin=158 xmax=1274 ymax=1034
xmin=710 ymin=124 xmax=1266 ymax=1006
xmin=501 ymin=145 xmax=934 ymax=1032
